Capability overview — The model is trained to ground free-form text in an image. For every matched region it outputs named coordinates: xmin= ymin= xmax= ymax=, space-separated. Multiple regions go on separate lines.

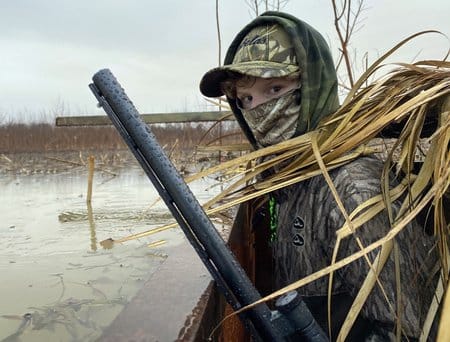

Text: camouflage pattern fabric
xmin=200 ymin=23 xmax=299 ymax=92
xmin=230 ymin=23 xmax=299 ymax=78
xmin=273 ymin=155 xmax=438 ymax=340
xmin=241 ymin=86 xmax=301 ymax=147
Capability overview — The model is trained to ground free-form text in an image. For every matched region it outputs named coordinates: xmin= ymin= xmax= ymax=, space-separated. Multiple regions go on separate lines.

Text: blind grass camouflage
xmin=197 ymin=59 xmax=449 ymax=341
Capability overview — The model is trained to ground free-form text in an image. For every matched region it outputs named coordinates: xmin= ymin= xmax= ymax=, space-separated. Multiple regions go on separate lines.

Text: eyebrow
xmin=267 ymin=78 xmax=293 ymax=85
xmin=236 ymin=90 xmax=251 ymax=98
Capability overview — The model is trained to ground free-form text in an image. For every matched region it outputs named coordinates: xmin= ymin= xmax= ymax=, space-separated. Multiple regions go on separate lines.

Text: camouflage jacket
xmin=272 ymin=155 xmax=438 ymax=340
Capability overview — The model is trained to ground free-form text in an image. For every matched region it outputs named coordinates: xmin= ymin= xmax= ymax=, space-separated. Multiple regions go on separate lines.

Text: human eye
xmin=269 ymin=85 xmax=283 ymax=95
xmin=237 ymin=95 xmax=253 ymax=109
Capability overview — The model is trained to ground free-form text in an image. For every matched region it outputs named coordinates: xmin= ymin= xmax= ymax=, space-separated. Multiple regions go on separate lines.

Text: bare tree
xmin=331 ymin=0 xmax=367 ymax=90
xmin=244 ymin=0 xmax=259 ymax=15
xmin=215 ymin=0 xmax=223 ymax=160
xmin=245 ymin=0 xmax=290 ymax=17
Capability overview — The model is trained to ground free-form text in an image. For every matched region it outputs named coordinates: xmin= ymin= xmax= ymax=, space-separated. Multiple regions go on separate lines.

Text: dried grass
xmin=199 ymin=56 xmax=449 ymax=340
xmin=0 ymin=121 xmax=243 ymax=153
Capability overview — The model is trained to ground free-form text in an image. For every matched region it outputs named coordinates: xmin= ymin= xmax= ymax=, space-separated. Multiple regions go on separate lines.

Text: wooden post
xmin=87 ymin=203 xmax=97 ymax=251
xmin=86 ymin=155 xmax=97 ymax=251
xmin=86 ymin=155 xmax=95 ymax=204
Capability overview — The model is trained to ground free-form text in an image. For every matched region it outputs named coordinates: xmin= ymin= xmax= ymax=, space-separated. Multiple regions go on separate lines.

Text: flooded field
xmin=0 ymin=152 xmax=221 ymax=341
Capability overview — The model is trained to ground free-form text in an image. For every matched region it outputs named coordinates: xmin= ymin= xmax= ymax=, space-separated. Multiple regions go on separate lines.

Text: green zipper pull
xmin=269 ymin=195 xmax=278 ymax=242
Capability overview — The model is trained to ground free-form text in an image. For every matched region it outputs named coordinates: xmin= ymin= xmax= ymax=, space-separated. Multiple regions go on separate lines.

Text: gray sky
xmin=0 ymin=0 xmax=448 ymax=123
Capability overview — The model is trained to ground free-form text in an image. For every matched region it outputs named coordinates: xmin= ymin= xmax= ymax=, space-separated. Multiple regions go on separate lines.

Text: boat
xmin=99 ymin=201 xmax=268 ymax=342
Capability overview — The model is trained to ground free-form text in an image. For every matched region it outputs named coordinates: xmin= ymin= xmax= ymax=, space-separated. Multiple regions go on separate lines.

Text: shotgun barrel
xmin=89 ymin=69 xmax=328 ymax=342
xmin=90 ymin=68 xmax=284 ymax=341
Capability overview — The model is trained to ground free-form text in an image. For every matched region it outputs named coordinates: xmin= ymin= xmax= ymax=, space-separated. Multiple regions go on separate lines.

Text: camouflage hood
xmin=200 ymin=11 xmax=339 ymax=148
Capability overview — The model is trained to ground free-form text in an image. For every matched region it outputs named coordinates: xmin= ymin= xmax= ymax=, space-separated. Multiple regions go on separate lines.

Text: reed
xmin=0 ymin=121 xmax=244 ymax=153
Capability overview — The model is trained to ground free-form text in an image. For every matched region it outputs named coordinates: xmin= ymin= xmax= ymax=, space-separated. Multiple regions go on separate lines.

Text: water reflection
xmin=0 ymin=166 xmax=220 ymax=341
xmin=87 ymin=203 xmax=97 ymax=252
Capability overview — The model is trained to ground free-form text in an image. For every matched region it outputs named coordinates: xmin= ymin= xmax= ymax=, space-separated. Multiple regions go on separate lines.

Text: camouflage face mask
xmin=240 ymin=87 xmax=301 ymax=147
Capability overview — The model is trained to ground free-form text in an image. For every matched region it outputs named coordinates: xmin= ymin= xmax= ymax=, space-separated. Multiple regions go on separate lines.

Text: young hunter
xmin=199 ymin=11 xmax=438 ymax=341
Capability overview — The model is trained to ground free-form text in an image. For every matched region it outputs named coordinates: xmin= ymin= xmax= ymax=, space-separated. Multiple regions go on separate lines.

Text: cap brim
xmin=199 ymin=61 xmax=299 ymax=98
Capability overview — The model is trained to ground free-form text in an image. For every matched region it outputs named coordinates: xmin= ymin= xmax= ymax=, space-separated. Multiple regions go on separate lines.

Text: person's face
xmin=235 ymin=76 xmax=298 ymax=110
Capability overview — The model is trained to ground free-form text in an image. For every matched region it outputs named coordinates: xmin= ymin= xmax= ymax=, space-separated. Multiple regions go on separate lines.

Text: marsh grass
xmin=0 ymin=120 xmax=245 ymax=177
xmin=0 ymin=122 xmax=243 ymax=154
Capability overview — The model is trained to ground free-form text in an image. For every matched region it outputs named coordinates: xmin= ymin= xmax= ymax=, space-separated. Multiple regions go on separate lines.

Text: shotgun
xmin=89 ymin=68 xmax=328 ymax=342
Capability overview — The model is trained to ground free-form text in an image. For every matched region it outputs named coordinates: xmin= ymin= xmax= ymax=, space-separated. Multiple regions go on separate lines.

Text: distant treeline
xmin=1 ymin=122 xmax=244 ymax=153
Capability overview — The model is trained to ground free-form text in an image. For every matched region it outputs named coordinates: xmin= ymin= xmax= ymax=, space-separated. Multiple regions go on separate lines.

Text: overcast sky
xmin=0 ymin=0 xmax=448 ymax=123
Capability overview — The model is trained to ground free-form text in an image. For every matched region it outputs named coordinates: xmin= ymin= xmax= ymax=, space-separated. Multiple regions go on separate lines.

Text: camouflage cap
xmin=200 ymin=24 xmax=299 ymax=97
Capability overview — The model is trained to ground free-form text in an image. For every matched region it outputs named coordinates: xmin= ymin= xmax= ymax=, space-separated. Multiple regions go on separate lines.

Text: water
xmin=0 ymin=165 xmax=220 ymax=341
